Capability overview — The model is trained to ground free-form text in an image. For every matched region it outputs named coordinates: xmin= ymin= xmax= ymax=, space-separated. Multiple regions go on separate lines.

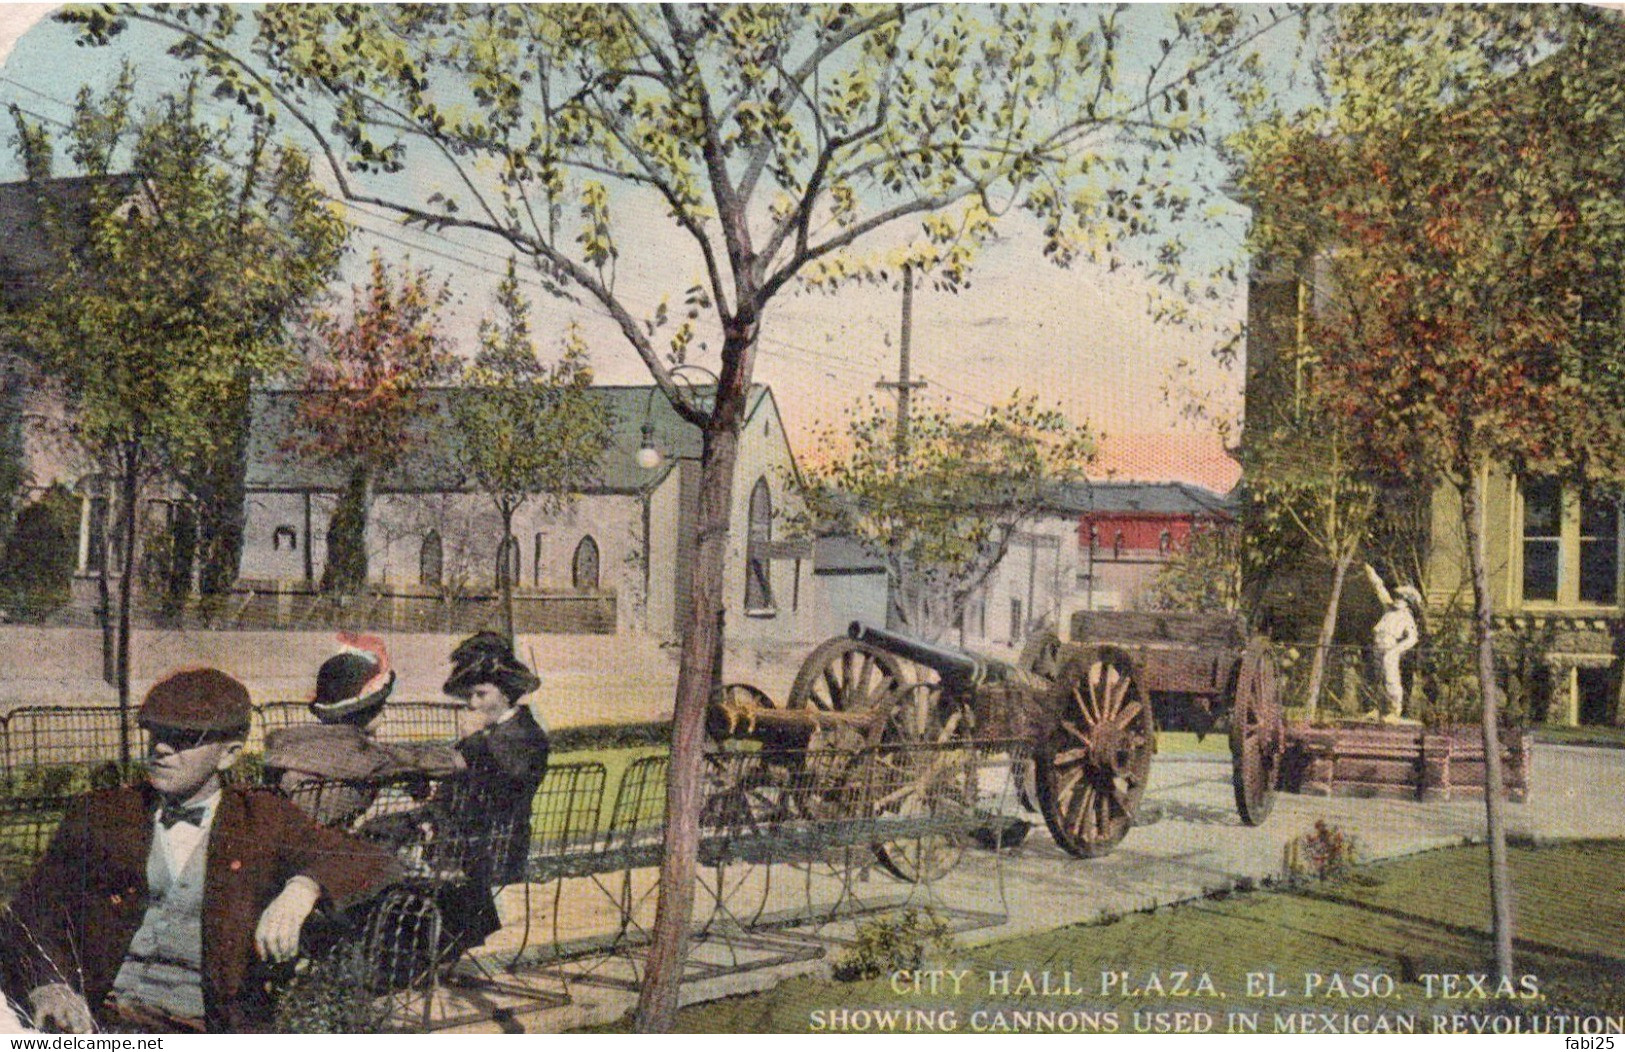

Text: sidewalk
xmin=433 ymin=742 xmax=1625 ymax=1033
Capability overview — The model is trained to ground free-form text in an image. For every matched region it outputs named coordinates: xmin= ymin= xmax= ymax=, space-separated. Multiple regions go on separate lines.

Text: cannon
xmin=710 ymin=615 xmax=1284 ymax=863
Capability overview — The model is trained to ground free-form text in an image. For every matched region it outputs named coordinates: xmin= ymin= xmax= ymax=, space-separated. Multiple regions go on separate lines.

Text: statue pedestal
xmin=1282 ymin=722 xmax=1530 ymax=802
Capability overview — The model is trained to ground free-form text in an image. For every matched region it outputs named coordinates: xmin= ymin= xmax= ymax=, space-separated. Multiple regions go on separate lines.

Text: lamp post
xmin=634 ymin=363 xmax=721 ymax=470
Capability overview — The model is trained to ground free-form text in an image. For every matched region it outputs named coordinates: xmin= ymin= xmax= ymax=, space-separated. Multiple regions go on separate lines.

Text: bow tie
xmin=159 ymin=802 xmax=208 ymax=829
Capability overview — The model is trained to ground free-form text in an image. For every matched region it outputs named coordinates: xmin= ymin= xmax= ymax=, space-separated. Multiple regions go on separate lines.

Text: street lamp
xmin=634 ymin=363 xmax=720 ymax=470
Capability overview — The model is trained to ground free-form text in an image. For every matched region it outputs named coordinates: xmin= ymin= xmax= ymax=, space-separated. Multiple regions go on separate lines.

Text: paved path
xmin=432 ymin=743 xmax=1625 ymax=1032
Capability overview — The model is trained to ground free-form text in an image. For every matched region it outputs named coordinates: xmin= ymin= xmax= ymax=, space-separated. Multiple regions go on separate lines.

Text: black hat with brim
xmin=444 ymin=633 xmax=540 ymax=701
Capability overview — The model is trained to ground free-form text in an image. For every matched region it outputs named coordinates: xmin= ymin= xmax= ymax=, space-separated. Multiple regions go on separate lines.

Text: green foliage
xmin=1282 ymin=819 xmax=1359 ymax=883
xmin=450 ymin=262 xmax=613 ymax=622
xmin=320 ymin=469 xmax=370 ymax=596
xmin=800 ymin=393 xmax=1093 ymax=638
xmin=270 ymin=940 xmax=390 ymax=1034
xmin=1142 ymin=525 xmax=1243 ymax=614
xmin=830 ymin=908 xmax=955 ymax=983
xmin=0 ymin=486 xmax=78 ymax=622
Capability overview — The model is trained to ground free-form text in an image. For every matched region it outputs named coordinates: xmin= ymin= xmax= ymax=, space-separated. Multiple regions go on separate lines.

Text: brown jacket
xmin=3 ymin=783 xmax=401 ymax=1032
xmin=265 ymin=724 xmax=463 ymax=826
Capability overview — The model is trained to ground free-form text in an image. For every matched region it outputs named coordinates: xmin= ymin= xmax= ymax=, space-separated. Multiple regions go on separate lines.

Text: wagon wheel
xmin=869 ymin=683 xmax=975 ymax=883
xmin=787 ymin=636 xmax=908 ymax=750
xmin=1035 ymin=646 xmax=1153 ymax=858
xmin=1230 ymin=637 xmax=1284 ymax=826
xmin=701 ymin=684 xmax=809 ymax=832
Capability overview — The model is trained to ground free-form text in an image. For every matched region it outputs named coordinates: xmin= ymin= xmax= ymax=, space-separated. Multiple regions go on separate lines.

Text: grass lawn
xmin=1534 ymin=724 xmax=1625 ymax=749
xmin=609 ymin=839 xmax=1625 ymax=1034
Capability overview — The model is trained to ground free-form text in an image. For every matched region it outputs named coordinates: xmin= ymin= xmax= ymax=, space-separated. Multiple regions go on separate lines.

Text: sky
xmin=0 ymin=4 xmax=1252 ymax=493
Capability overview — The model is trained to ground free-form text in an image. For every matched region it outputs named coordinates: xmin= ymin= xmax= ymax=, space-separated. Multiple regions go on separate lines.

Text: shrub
xmin=271 ymin=940 xmax=390 ymax=1033
xmin=831 ymin=907 xmax=955 ymax=982
xmin=0 ymin=486 xmax=77 ymax=622
xmin=1282 ymin=819 xmax=1359 ymax=882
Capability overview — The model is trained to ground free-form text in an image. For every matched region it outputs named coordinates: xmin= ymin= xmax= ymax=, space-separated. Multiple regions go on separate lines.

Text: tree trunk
xmin=1305 ymin=548 xmax=1355 ymax=721
xmin=499 ymin=505 xmax=515 ymax=645
xmin=196 ymin=376 xmax=252 ymax=601
xmin=162 ymin=500 xmax=197 ymax=625
xmin=115 ymin=442 xmax=141 ymax=767
xmin=634 ymin=380 xmax=746 ymax=1033
xmin=1459 ymin=471 xmax=1515 ymax=979
xmin=321 ymin=466 xmax=370 ymax=595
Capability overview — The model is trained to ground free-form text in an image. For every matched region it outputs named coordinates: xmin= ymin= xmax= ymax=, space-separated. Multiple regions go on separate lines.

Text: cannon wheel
xmin=1035 ymin=646 xmax=1153 ymax=858
xmin=1015 ymin=631 xmax=1065 ymax=811
xmin=1230 ymin=638 xmax=1284 ymax=826
xmin=867 ymin=683 xmax=975 ymax=883
xmin=787 ymin=637 xmax=907 ymax=749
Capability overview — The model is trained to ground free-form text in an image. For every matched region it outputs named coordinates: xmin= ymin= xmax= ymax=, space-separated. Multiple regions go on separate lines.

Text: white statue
xmin=1365 ymin=563 xmax=1421 ymax=721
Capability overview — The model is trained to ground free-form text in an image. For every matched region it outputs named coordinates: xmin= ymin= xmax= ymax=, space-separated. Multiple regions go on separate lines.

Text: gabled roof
xmin=1048 ymin=480 xmax=1234 ymax=518
xmin=245 ymin=383 xmax=776 ymax=496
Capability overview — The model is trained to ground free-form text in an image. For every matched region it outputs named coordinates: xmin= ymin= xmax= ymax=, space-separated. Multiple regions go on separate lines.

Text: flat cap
xmin=139 ymin=668 xmax=253 ymax=736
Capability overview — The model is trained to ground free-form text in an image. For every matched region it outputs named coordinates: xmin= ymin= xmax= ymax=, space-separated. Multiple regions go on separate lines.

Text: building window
xmin=272 ymin=525 xmax=298 ymax=552
xmin=419 ymin=530 xmax=443 ymax=588
xmin=1158 ymin=530 xmax=1173 ymax=557
xmin=572 ymin=535 xmax=600 ymax=591
xmin=1010 ymin=597 xmax=1024 ymax=642
xmin=1522 ymin=478 xmax=1561 ymax=602
xmin=1520 ymin=477 xmax=1620 ymax=606
xmin=1112 ymin=531 xmax=1125 ymax=560
xmin=533 ymin=533 xmax=544 ymax=588
xmin=497 ymin=535 xmax=520 ymax=589
xmin=745 ymin=477 xmax=774 ymax=614
xmin=1580 ymin=489 xmax=1619 ymax=604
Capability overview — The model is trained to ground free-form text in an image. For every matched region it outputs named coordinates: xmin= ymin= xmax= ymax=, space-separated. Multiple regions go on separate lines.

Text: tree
xmin=0 ymin=485 xmax=77 ymax=622
xmin=2 ymin=74 xmax=345 ymax=758
xmin=1235 ymin=5 xmax=1625 ymax=980
xmin=1142 ymin=520 xmax=1243 ymax=614
xmin=802 ymin=393 xmax=1093 ymax=641
xmin=287 ymin=251 xmax=458 ymax=595
xmin=1242 ymin=405 xmax=1376 ymax=719
xmin=80 ymin=4 xmax=1310 ymax=1026
xmin=450 ymin=263 xmax=613 ymax=640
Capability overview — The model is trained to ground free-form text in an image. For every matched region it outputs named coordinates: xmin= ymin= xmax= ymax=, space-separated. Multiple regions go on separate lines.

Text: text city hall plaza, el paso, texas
xmin=2 ymin=1 xmax=1625 ymax=1040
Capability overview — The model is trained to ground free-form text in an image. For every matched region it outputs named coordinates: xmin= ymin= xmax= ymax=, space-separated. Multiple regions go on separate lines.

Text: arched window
xmin=745 ymin=477 xmax=775 ymax=613
xmin=1112 ymin=531 xmax=1125 ymax=560
xmin=572 ymin=535 xmax=600 ymax=591
xmin=497 ymin=535 xmax=520 ymax=589
xmin=273 ymin=525 xmax=298 ymax=552
xmin=419 ymin=530 xmax=443 ymax=588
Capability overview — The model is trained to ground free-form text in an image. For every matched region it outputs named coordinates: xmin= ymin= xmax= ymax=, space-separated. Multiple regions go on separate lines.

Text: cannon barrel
xmin=847 ymin=621 xmax=1029 ymax=687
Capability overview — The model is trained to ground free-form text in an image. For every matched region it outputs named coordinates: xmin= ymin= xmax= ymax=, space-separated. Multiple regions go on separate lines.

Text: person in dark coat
xmin=265 ymin=633 xmax=462 ymax=826
xmin=433 ymin=632 xmax=550 ymax=953
xmin=2 ymin=669 xmax=401 ymax=1033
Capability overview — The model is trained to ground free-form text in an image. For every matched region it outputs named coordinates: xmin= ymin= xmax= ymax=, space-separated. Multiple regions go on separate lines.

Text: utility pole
xmin=877 ymin=263 xmax=927 ymax=459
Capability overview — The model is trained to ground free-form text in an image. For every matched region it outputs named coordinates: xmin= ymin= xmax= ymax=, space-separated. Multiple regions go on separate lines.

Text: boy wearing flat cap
xmin=3 ymin=668 xmax=401 ymax=1033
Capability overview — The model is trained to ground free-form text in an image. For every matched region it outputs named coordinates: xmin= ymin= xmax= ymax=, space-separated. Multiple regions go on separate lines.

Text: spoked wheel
xmin=1230 ymin=637 xmax=1284 ymax=826
xmin=787 ymin=637 xmax=907 ymax=750
xmin=701 ymin=684 xmax=807 ymax=832
xmin=869 ymin=683 xmax=975 ymax=883
xmin=1035 ymin=646 xmax=1153 ymax=858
